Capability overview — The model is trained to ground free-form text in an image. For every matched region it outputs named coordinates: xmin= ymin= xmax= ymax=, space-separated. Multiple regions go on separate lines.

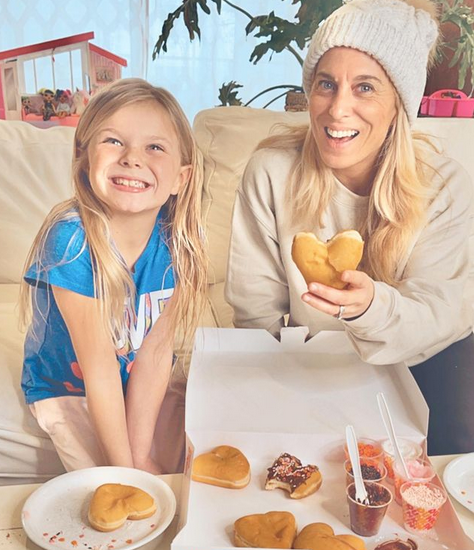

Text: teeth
xmin=114 ymin=177 xmax=147 ymax=189
xmin=327 ymin=128 xmax=359 ymax=138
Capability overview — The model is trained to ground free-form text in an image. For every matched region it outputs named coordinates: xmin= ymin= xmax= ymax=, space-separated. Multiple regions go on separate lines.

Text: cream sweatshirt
xmin=225 ymin=147 xmax=474 ymax=366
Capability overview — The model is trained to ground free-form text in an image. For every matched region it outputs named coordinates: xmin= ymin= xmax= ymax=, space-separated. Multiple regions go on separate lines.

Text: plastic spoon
xmin=377 ymin=392 xmax=411 ymax=479
xmin=346 ymin=425 xmax=369 ymax=505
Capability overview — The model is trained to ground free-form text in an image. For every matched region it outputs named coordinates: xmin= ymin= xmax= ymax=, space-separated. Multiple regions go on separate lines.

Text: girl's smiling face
xmin=88 ymin=101 xmax=190 ymax=218
xmin=309 ymin=47 xmax=398 ymax=193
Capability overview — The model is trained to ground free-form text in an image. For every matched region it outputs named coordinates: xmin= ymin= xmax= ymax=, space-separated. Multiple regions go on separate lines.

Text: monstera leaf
xmin=246 ymin=13 xmax=303 ymax=64
xmin=244 ymin=0 xmax=343 ymax=65
xmin=153 ymin=0 xmax=343 ymax=65
xmin=217 ymin=81 xmax=244 ymax=106
xmin=153 ymin=0 xmax=222 ymax=58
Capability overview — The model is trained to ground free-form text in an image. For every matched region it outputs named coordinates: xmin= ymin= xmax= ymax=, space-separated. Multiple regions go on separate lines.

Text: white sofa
xmin=0 ymin=108 xmax=473 ymax=484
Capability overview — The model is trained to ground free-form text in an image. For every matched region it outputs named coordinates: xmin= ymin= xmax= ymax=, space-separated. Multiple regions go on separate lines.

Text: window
xmin=0 ymin=0 xmax=303 ymax=120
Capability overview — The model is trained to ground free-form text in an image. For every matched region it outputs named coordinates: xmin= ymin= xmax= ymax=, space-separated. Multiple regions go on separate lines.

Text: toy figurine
xmin=71 ymin=88 xmax=90 ymax=116
xmin=21 ymin=96 xmax=34 ymax=117
xmin=41 ymin=89 xmax=56 ymax=121
xmin=55 ymin=89 xmax=71 ymax=118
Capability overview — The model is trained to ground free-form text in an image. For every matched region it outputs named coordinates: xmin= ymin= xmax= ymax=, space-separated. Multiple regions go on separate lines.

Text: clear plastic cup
xmin=382 ymin=439 xmax=423 ymax=483
xmin=393 ymin=458 xmax=436 ymax=505
xmin=344 ymin=458 xmax=387 ymax=487
xmin=400 ymin=481 xmax=447 ymax=534
xmin=344 ymin=438 xmax=383 ymax=462
xmin=346 ymin=481 xmax=393 ymax=536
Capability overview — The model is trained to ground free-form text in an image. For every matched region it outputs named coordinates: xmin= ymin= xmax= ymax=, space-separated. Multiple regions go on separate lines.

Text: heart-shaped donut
xmin=234 ymin=511 xmax=297 ymax=548
xmin=292 ymin=230 xmax=364 ymax=289
xmin=293 ymin=523 xmax=366 ymax=550
xmin=192 ymin=445 xmax=250 ymax=489
xmin=88 ymin=483 xmax=156 ymax=532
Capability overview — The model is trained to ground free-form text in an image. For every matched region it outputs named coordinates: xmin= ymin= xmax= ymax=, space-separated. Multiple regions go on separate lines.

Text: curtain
xmin=0 ymin=0 xmax=304 ymax=120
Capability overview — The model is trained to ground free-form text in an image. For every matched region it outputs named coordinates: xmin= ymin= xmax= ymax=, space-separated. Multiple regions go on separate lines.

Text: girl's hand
xmin=301 ymin=270 xmax=375 ymax=320
xmin=52 ymin=285 xmax=134 ymax=468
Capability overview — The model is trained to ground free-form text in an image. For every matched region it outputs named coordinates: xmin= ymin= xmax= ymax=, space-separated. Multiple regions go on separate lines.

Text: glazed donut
xmin=293 ymin=523 xmax=366 ymax=550
xmin=265 ymin=453 xmax=322 ymax=499
xmin=192 ymin=445 xmax=250 ymax=489
xmin=292 ymin=230 xmax=364 ymax=289
xmin=234 ymin=511 xmax=297 ymax=548
xmin=88 ymin=483 xmax=156 ymax=532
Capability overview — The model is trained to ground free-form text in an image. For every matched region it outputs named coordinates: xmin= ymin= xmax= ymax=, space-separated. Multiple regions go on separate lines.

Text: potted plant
xmin=152 ymin=0 xmax=343 ymax=109
xmin=428 ymin=0 xmax=474 ymax=95
xmin=421 ymin=0 xmax=474 ymax=116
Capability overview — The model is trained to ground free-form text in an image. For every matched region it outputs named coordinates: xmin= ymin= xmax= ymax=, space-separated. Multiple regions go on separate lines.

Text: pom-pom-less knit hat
xmin=302 ymin=0 xmax=439 ymax=125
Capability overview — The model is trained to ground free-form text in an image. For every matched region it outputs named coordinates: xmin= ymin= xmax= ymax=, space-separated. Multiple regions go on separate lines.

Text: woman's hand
xmin=301 ymin=270 xmax=375 ymax=320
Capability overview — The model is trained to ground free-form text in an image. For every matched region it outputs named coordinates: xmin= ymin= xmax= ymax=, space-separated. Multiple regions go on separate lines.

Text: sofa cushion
xmin=0 ymin=121 xmax=75 ymax=284
xmin=207 ymin=282 xmax=234 ymax=328
xmin=193 ymin=107 xmax=309 ymax=328
xmin=194 ymin=107 xmax=309 ymax=287
xmin=0 ymin=284 xmax=65 ymax=481
xmin=412 ymin=118 xmax=474 ymax=314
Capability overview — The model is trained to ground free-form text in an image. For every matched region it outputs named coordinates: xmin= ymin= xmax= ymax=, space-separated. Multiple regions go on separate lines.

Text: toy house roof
xmin=0 ymin=32 xmax=127 ymax=66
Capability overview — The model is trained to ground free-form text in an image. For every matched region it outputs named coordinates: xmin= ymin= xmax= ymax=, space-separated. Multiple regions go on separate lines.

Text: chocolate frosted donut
xmin=265 ymin=453 xmax=322 ymax=499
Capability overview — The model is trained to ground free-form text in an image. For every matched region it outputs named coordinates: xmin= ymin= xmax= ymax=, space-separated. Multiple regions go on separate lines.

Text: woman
xmin=225 ymin=0 xmax=474 ymax=455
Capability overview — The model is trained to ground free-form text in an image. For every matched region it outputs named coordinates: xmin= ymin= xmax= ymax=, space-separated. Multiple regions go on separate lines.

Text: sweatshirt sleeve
xmin=343 ymin=159 xmax=474 ymax=366
xmin=225 ymin=151 xmax=290 ymax=337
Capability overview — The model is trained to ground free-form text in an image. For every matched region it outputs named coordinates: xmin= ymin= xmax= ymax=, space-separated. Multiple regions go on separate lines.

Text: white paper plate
xmin=21 ymin=466 xmax=176 ymax=550
xmin=443 ymin=453 xmax=474 ymax=514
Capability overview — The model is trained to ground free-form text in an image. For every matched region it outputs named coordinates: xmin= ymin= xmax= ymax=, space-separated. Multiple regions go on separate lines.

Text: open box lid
xmin=173 ymin=328 xmax=472 ymax=550
xmin=185 ymin=327 xmax=428 ymax=439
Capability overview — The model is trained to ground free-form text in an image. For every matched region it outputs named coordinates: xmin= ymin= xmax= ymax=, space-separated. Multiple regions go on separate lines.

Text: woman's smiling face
xmin=309 ymin=47 xmax=398 ymax=193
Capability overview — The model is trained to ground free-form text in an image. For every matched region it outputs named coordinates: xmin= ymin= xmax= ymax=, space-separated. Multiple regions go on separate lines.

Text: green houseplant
xmin=153 ymin=0 xmax=474 ymax=106
xmin=153 ymin=0 xmax=343 ymax=107
xmin=435 ymin=0 xmax=474 ymax=95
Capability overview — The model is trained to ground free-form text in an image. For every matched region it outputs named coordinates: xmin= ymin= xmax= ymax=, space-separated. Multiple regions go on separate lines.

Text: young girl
xmin=20 ymin=78 xmax=207 ymax=473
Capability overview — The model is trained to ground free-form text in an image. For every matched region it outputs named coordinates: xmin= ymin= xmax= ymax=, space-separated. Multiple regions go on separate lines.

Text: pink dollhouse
xmin=0 ymin=32 xmax=127 ymax=126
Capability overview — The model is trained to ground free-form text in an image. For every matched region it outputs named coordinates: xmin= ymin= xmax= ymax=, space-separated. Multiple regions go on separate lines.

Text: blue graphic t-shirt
xmin=22 ymin=211 xmax=174 ymax=404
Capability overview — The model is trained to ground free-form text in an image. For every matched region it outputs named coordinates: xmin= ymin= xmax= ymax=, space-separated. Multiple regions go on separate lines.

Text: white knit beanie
xmin=302 ymin=0 xmax=439 ymax=125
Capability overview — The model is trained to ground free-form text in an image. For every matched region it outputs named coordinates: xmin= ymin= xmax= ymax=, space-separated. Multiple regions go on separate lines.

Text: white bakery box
xmin=171 ymin=327 xmax=474 ymax=550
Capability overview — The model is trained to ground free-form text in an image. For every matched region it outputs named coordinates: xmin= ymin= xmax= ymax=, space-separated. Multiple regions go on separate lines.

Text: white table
xmin=430 ymin=455 xmax=474 ymax=541
xmin=0 ymin=459 xmax=472 ymax=549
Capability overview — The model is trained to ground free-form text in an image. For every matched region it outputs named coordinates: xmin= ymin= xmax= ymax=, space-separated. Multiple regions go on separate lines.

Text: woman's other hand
xmin=302 ymin=270 xmax=375 ymax=320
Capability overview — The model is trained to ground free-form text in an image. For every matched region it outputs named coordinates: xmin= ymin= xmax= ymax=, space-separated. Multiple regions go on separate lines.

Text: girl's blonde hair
xmin=20 ymin=78 xmax=207 ymax=348
xmin=259 ymin=95 xmax=435 ymax=285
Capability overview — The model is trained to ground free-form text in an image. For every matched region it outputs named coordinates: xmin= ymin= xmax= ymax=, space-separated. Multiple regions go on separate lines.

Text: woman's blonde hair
xmin=20 ymin=78 xmax=207 ymax=348
xmin=259 ymin=95 xmax=435 ymax=285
